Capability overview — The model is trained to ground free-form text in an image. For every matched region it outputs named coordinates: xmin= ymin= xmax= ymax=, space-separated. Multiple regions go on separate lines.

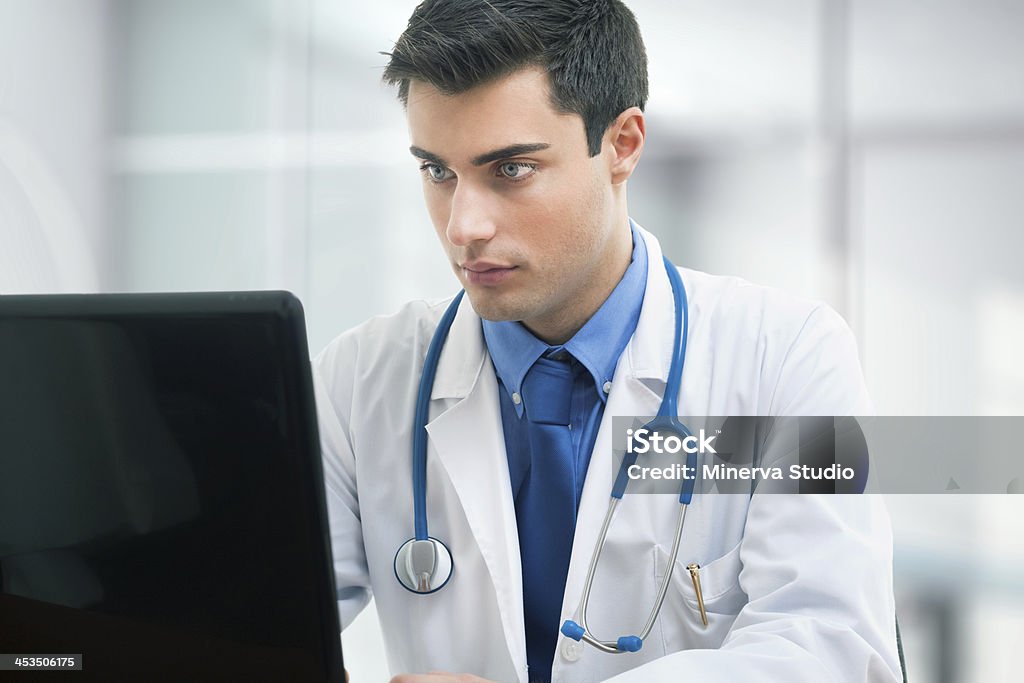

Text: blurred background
xmin=2 ymin=0 xmax=1022 ymax=680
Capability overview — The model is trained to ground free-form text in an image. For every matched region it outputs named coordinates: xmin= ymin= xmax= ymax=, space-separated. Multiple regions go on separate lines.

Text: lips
xmin=461 ymin=261 xmax=517 ymax=286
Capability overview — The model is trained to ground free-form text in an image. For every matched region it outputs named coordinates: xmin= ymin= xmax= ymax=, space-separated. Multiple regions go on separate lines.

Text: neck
xmin=523 ymin=211 xmax=634 ymax=345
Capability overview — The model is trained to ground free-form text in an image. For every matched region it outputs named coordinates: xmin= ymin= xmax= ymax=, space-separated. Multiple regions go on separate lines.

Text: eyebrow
xmin=409 ymin=142 xmax=551 ymax=168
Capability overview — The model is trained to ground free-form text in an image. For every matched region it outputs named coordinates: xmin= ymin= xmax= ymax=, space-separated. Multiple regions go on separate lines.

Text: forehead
xmin=405 ymin=67 xmax=586 ymax=160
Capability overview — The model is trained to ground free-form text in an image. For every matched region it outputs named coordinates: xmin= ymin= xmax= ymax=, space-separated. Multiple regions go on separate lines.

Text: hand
xmin=389 ymin=673 xmax=498 ymax=683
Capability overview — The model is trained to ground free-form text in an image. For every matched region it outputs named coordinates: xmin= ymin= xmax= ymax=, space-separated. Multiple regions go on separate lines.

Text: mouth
xmin=460 ymin=261 xmax=518 ymax=286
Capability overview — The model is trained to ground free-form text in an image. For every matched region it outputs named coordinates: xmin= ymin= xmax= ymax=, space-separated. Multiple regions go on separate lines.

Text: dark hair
xmin=382 ymin=0 xmax=648 ymax=157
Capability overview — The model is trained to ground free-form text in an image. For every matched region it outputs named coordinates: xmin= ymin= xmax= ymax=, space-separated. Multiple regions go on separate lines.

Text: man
xmin=314 ymin=1 xmax=901 ymax=681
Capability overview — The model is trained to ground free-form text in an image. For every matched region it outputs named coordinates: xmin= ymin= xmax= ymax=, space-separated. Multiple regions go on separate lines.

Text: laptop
xmin=0 ymin=291 xmax=344 ymax=682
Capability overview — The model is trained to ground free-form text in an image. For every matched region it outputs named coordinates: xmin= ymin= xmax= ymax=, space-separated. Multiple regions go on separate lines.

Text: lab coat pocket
xmin=653 ymin=542 xmax=748 ymax=652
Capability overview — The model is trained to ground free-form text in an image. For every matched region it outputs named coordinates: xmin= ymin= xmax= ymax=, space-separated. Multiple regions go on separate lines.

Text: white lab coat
xmin=313 ymin=226 xmax=901 ymax=683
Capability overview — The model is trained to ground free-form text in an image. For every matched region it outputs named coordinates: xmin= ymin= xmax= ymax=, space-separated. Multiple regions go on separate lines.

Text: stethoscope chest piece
xmin=394 ymin=536 xmax=454 ymax=594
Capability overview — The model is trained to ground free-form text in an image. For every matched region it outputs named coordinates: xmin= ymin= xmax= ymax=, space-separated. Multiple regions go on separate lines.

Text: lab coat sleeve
xmin=607 ymin=305 xmax=901 ymax=683
xmin=312 ymin=344 xmax=373 ymax=630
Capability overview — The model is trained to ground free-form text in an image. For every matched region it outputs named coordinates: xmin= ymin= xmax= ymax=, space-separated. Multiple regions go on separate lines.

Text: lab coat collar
xmin=626 ymin=222 xmax=677 ymax=389
xmin=429 ymin=293 xmax=487 ymax=401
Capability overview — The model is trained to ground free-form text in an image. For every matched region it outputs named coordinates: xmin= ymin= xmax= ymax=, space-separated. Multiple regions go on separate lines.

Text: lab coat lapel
xmin=562 ymin=226 xmax=677 ymax=628
xmin=424 ymin=297 xmax=528 ymax=682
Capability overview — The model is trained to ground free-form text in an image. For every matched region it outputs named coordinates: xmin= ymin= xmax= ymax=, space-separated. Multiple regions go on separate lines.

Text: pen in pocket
xmin=687 ymin=563 xmax=709 ymax=627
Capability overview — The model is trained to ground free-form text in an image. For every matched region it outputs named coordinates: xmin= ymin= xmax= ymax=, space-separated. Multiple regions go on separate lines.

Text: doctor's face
xmin=406 ymin=67 xmax=632 ymax=343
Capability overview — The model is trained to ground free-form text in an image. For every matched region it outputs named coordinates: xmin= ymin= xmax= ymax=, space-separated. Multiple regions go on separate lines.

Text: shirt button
xmin=602 ymin=381 xmax=612 ymax=394
xmin=512 ymin=392 xmax=521 ymax=405
xmin=561 ymin=638 xmax=582 ymax=662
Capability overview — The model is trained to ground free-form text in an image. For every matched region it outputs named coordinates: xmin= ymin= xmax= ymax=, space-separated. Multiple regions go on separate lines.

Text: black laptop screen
xmin=0 ymin=293 xmax=343 ymax=682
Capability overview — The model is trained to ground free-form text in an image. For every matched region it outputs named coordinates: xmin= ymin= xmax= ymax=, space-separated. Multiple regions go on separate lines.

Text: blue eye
xmin=420 ymin=163 xmax=453 ymax=183
xmin=498 ymin=162 xmax=536 ymax=180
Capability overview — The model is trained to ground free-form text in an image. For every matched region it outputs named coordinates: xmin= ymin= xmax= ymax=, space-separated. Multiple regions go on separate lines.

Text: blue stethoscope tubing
xmin=392 ymin=288 xmax=465 ymax=595
xmin=412 ymin=289 xmax=466 ymax=542
xmin=397 ymin=255 xmax=694 ymax=653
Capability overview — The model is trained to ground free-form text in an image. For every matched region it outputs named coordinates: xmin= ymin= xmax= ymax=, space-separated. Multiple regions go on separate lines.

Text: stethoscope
xmin=394 ymin=254 xmax=695 ymax=655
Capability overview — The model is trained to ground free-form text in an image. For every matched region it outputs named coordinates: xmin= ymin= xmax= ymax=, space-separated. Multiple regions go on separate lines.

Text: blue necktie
xmin=518 ymin=353 xmax=577 ymax=683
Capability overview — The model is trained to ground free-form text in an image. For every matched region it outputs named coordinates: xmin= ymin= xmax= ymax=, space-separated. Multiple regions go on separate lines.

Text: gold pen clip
xmin=687 ymin=563 xmax=709 ymax=628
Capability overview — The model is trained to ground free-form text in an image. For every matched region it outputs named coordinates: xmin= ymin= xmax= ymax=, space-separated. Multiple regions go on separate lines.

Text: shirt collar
xmin=482 ymin=220 xmax=648 ymax=416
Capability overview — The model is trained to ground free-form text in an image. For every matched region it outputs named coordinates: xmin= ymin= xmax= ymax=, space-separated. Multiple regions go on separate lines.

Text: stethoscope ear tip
xmin=615 ymin=636 xmax=643 ymax=652
xmin=561 ymin=620 xmax=585 ymax=641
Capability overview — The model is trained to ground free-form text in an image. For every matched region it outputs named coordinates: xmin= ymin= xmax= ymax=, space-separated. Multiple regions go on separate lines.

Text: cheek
xmin=549 ymin=167 xmax=607 ymax=244
xmin=528 ymin=169 xmax=602 ymax=233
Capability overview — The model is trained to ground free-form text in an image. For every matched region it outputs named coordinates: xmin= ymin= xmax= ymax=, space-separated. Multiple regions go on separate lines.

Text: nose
xmin=445 ymin=182 xmax=498 ymax=247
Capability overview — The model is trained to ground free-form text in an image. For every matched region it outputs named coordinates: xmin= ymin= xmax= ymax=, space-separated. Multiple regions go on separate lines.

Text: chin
xmin=463 ymin=290 xmax=529 ymax=323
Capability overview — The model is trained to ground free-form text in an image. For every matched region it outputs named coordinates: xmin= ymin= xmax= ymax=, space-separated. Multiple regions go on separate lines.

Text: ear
xmin=605 ymin=107 xmax=645 ymax=185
